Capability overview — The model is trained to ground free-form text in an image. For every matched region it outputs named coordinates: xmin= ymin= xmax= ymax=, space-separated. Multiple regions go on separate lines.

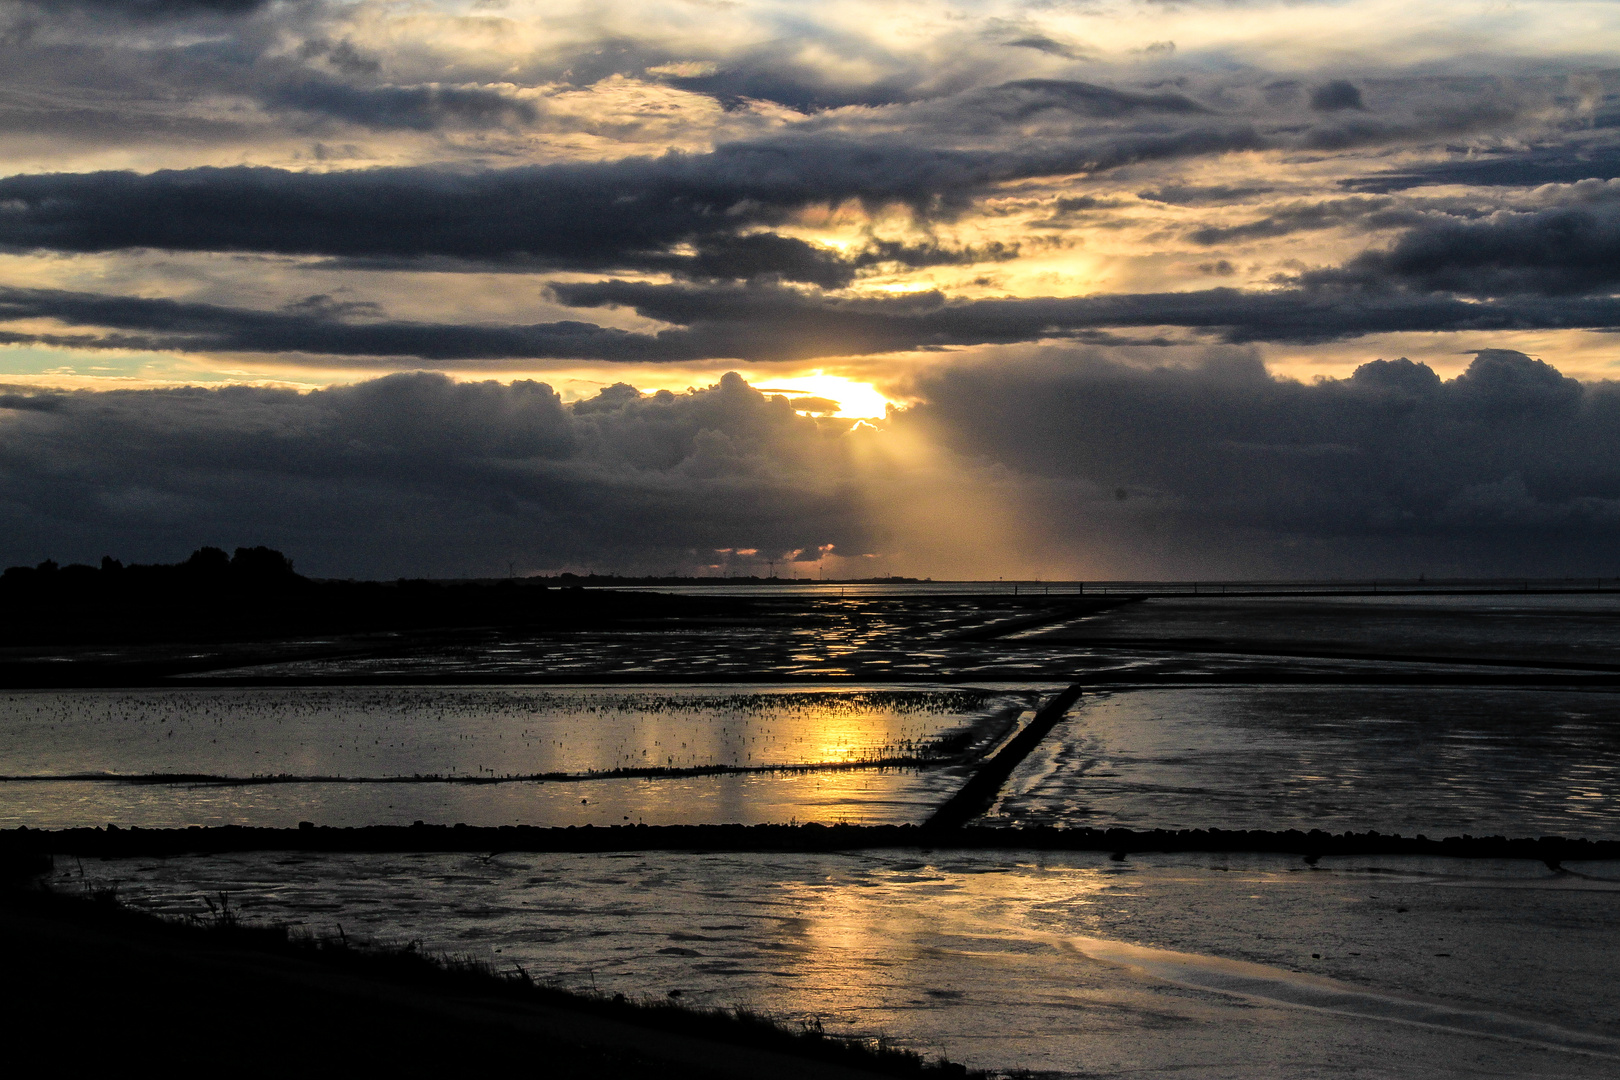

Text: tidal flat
xmin=65 ymin=848 xmax=1620 ymax=1078
xmin=0 ymin=684 xmax=1036 ymax=828
xmin=11 ymin=586 xmax=1620 ymax=1076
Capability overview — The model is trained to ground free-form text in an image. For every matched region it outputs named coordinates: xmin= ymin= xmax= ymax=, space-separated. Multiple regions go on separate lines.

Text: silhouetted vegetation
xmin=0 ymin=546 xmax=744 ymax=646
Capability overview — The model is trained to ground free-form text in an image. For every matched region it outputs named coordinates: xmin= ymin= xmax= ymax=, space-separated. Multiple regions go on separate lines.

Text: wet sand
xmin=0 ymin=884 xmax=945 ymax=1080
xmin=58 ymin=847 xmax=1620 ymax=1079
xmin=10 ymin=590 xmax=1620 ymax=1076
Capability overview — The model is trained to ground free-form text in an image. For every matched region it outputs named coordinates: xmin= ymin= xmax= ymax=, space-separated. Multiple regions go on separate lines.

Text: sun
xmin=752 ymin=372 xmax=894 ymax=420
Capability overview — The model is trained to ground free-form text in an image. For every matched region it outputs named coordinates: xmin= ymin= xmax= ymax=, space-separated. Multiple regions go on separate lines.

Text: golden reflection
xmin=787 ymin=855 xmax=1112 ymax=1021
xmin=809 ymin=708 xmax=893 ymax=764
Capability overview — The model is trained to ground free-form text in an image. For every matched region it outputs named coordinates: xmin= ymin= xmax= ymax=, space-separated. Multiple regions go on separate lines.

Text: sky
xmin=3 ymin=0 xmax=1620 ymax=578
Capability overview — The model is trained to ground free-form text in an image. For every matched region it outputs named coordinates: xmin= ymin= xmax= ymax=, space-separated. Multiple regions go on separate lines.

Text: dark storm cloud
xmin=0 ymin=109 xmax=1265 ymax=268
xmin=263 ymin=80 xmax=539 ymax=131
xmin=1309 ymin=80 xmax=1366 ymax=112
xmin=551 ymin=279 xmax=1620 ymax=352
xmin=0 ymin=391 xmax=60 ymax=412
xmin=0 ymin=61 xmax=1549 ymax=268
xmin=4 ymin=352 xmax=1618 ymax=578
xmin=1307 ymin=199 xmax=1620 ymax=296
xmin=12 ymin=278 xmax=1620 ymax=364
xmin=0 ymin=155 xmax=867 ymax=263
xmin=903 ymin=348 xmax=1620 ymax=575
xmin=0 ymin=285 xmax=689 ymax=363
xmin=1347 ymin=146 xmax=1620 ymax=192
xmin=673 ymin=234 xmax=860 ymax=289
xmin=0 ymin=371 xmax=875 ymax=576
xmin=1283 ymin=76 xmax=1535 ymax=154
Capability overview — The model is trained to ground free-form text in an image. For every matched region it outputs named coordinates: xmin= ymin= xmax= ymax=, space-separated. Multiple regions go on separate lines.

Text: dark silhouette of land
xmin=0 ymin=546 xmax=745 ymax=646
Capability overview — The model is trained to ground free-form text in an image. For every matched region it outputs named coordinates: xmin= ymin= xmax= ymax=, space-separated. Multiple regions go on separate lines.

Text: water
xmin=14 ymin=679 xmax=1620 ymax=835
xmin=16 ymin=592 xmax=1620 ymax=1076
xmin=162 ymin=591 xmax=1620 ymax=683
xmin=66 ymin=848 xmax=1620 ymax=1078
xmin=986 ymin=686 xmax=1620 ymax=839
xmin=1032 ymin=593 xmax=1620 ymax=669
xmin=0 ymin=684 xmax=1034 ymax=828
xmin=0 ymin=685 xmax=1020 ymax=778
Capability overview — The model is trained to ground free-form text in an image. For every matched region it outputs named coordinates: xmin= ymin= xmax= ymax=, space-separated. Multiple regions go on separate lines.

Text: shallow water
xmin=0 ymin=684 xmax=1019 ymax=778
xmin=11 ymin=681 xmax=1620 ymax=835
xmin=1033 ymin=592 xmax=1620 ymax=668
xmin=73 ymin=849 xmax=1620 ymax=1079
xmin=163 ymin=591 xmax=1620 ymax=684
xmin=0 ymin=684 xmax=1031 ymax=828
xmin=0 ymin=768 xmax=960 ymax=829
xmin=985 ymin=687 xmax=1620 ymax=838
xmin=17 ymin=591 xmax=1620 ymax=1076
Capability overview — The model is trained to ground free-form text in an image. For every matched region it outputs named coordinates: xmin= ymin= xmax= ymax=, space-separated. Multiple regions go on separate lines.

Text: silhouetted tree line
xmin=3 ymin=546 xmax=298 ymax=594
xmin=0 ymin=547 xmax=731 ymax=645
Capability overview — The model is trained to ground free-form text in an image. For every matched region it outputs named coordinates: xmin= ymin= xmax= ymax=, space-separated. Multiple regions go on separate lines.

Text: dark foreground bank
xmin=8 ymin=822 xmax=1618 ymax=862
xmin=0 ymin=858 xmax=971 ymax=1080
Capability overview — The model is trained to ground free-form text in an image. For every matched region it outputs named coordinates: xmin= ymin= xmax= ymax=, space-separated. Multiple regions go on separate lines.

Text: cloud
xmin=0 ymin=111 xmax=1267 ymax=275
xmin=1137 ymin=184 xmax=1274 ymax=206
xmin=263 ymin=80 xmax=540 ymax=131
xmin=1306 ymin=200 xmax=1620 ymax=296
xmin=952 ymin=79 xmax=1209 ymax=120
xmin=1183 ymin=196 xmax=1418 ymax=245
xmin=5 ymin=352 xmax=1619 ymax=579
xmin=656 ymin=55 xmax=928 ymax=112
xmin=1310 ymin=80 xmax=1366 ymax=112
xmin=897 ymin=347 xmax=1620 ymax=576
xmin=549 ymin=279 xmax=1620 ymax=353
xmin=0 ymin=148 xmax=988 ymax=260
xmin=0 ymin=391 xmax=61 ymax=412
xmin=0 ymin=371 xmax=887 ymax=576
xmin=17 ymin=0 xmax=270 ymax=16
xmin=1001 ymin=35 xmax=1091 ymax=62
xmin=12 ymin=277 xmax=1620 ymax=366
xmin=1348 ymin=148 xmax=1620 ymax=193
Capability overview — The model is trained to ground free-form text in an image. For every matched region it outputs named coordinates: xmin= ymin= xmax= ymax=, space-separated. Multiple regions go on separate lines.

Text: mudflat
xmin=1 ymin=885 xmax=942 ymax=1080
